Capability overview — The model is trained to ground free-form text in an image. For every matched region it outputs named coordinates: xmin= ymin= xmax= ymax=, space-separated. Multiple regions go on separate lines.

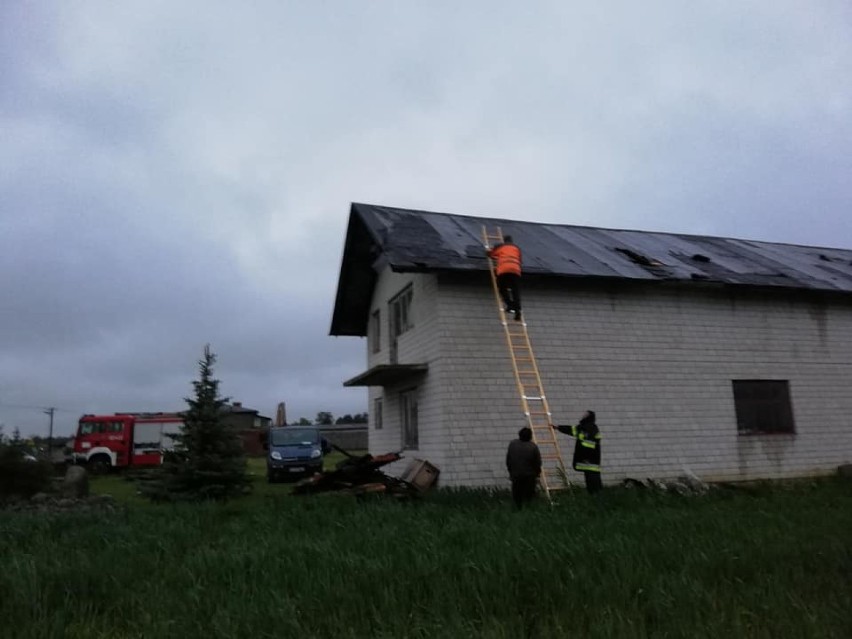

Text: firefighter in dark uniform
xmin=551 ymin=410 xmax=602 ymax=493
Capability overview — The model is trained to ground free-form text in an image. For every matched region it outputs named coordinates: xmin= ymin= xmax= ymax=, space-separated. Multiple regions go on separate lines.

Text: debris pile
xmin=1 ymin=493 xmax=120 ymax=515
xmin=622 ymin=474 xmax=710 ymax=496
xmin=293 ymin=446 xmax=439 ymax=498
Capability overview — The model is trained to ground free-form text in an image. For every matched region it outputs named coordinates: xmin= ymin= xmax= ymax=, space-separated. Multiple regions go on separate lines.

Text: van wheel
xmin=88 ymin=455 xmax=111 ymax=475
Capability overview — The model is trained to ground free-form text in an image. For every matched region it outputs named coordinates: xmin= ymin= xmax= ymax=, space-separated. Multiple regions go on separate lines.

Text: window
xmin=80 ymin=422 xmax=110 ymax=435
xmin=732 ymin=380 xmax=795 ymax=435
xmin=400 ymin=389 xmax=419 ymax=449
xmin=389 ymin=286 xmax=414 ymax=339
xmin=373 ymin=397 xmax=383 ymax=430
xmin=370 ymin=310 xmax=381 ymax=354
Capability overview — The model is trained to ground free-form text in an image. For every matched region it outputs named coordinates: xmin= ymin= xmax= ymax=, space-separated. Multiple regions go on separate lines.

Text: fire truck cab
xmin=72 ymin=413 xmax=183 ymax=473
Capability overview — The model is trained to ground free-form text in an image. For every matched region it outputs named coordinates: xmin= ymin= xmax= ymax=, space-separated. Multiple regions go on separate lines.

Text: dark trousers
xmin=497 ymin=273 xmax=521 ymax=311
xmin=511 ymin=476 xmax=537 ymax=508
xmin=584 ymin=471 xmax=603 ymax=494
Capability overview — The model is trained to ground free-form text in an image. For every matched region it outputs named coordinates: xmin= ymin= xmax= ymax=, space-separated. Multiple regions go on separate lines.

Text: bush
xmin=0 ymin=444 xmax=54 ymax=500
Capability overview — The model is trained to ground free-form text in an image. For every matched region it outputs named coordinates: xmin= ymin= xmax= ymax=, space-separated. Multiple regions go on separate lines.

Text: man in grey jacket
xmin=505 ymin=427 xmax=542 ymax=509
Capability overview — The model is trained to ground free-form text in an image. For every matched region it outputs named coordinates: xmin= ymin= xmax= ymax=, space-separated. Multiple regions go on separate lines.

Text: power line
xmin=0 ymin=402 xmax=77 ymax=413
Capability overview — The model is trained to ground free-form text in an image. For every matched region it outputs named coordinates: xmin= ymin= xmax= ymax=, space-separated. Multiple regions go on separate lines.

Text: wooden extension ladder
xmin=482 ymin=226 xmax=568 ymax=501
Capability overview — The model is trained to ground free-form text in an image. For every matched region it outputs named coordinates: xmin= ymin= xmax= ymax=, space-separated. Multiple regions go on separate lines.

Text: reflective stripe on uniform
xmin=580 ymin=440 xmax=597 ymax=449
xmin=575 ymin=463 xmax=600 ymax=472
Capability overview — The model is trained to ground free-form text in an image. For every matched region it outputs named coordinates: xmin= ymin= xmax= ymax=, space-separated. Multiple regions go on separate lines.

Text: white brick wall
xmin=435 ymin=275 xmax=852 ymax=486
xmin=365 ymin=270 xmax=446 ymax=476
xmin=358 ymin=270 xmax=852 ymax=487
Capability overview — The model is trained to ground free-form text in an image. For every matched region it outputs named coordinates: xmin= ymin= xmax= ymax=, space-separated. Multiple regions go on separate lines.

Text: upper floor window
xmin=369 ymin=310 xmax=381 ymax=354
xmin=389 ymin=286 xmax=413 ymax=339
xmin=732 ymin=380 xmax=795 ymax=435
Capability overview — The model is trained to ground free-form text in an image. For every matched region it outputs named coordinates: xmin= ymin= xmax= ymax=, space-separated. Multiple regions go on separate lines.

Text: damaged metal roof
xmin=331 ymin=203 xmax=852 ymax=336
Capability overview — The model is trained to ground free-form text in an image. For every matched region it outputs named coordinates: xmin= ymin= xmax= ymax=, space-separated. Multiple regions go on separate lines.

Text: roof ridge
xmin=351 ymin=202 xmax=852 ymax=253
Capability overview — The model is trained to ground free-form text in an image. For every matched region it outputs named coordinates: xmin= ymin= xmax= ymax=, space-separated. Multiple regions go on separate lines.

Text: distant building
xmin=331 ymin=203 xmax=852 ymax=487
xmin=220 ymin=401 xmax=272 ymax=431
xmin=221 ymin=402 xmax=271 ymax=456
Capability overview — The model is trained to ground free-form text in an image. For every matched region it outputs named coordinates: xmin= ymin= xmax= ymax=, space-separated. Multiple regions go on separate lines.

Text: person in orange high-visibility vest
xmin=487 ymin=235 xmax=523 ymax=321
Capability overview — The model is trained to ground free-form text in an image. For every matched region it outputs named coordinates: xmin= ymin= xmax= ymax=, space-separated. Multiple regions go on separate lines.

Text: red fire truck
xmin=71 ymin=413 xmax=184 ymax=473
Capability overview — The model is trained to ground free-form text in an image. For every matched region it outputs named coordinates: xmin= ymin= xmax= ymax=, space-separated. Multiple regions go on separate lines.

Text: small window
xmin=370 ymin=310 xmax=381 ymax=354
xmin=374 ymin=397 xmax=383 ymax=430
xmin=732 ymin=380 xmax=795 ymax=435
xmin=80 ymin=423 xmax=94 ymax=435
xmin=389 ymin=286 xmax=414 ymax=339
xmin=400 ymin=389 xmax=419 ymax=450
xmin=110 ymin=422 xmax=124 ymax=432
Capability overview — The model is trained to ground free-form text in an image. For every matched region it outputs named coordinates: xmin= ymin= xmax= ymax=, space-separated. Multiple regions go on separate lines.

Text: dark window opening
xmin=389 ymin=286 xmax=413 ymax=337
xmin=388 ymin=285 xmax=413 ymax=364
xmin=373 ymin=397 xmax=383 ymax=430
xmin=369 ymin=310 xmax=381 ymax=354
xmin=400 ymin=389 xmax=419 ymax=450
xmin=732 ymin=380 xmax=795 ymax=435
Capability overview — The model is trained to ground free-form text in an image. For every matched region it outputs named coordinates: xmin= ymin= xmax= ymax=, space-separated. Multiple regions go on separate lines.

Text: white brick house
xmin=331 ymin=203 xmax=852 ymax=487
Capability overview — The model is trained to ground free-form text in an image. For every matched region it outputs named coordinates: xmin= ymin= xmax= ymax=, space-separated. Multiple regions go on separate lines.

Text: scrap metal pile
xmin=292 ymin=445 xmax=438 ymax=498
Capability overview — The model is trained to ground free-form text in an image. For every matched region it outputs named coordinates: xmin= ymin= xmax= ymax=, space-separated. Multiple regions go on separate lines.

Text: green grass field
xmin=1 ymin=466 xmax=850 ymax=638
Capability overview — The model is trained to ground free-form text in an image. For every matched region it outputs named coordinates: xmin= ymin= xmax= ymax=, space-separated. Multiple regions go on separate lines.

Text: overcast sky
xmin=2 ymin=2 xmax=851 ymax=437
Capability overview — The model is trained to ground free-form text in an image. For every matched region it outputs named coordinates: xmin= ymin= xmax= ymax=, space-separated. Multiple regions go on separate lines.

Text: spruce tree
xmin=144 ymin=345 xmax=249 ymax=501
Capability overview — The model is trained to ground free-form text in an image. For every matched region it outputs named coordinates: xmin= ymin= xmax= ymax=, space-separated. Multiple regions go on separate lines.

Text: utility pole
xmin=44 ymin=407 xmax=55 ymax=460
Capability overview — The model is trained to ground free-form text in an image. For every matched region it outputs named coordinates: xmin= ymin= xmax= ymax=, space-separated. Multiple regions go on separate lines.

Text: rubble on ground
xmin=1 ymin=493 xmax=120 ymax=515
xmin=292 ymin=446 xmax=439 ymax=498
xmin=1 ymin=465 xmax=121 ymax=514
xmin=622 ymin=474 xmax=711 ymax=495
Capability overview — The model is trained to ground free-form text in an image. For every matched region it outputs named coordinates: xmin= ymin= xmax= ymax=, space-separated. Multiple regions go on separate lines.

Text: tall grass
xmin=1 ymin=479 xmax=850 ymax=638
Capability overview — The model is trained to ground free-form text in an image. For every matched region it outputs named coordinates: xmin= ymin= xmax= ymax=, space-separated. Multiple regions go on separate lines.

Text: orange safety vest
xmin=489 ymin=243 xmax=522 ymax=276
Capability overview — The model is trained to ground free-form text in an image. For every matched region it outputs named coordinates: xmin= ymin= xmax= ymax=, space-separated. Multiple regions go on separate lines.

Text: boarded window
xmin=400 ymin=389 xmax=419 ymax=450
xmin=369 ymin=310 xmax=381 ymax=354
xmin=732 ymin=380 xmax=795 ymax=435
xmin=374 ymin=397 xmax=383 ymax=430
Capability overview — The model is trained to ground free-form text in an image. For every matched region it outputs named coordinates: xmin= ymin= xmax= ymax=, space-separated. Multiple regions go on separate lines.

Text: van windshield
xmin=271 ymin=428 xmax=319 ymax=447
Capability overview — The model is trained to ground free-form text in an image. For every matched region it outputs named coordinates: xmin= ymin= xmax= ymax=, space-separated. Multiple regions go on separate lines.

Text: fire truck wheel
xmin=88 ymin=455 xmax=111 ymax=475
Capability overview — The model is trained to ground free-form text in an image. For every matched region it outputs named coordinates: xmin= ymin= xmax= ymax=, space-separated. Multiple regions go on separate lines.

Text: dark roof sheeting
xmin=330 ymin=203 xmax=852 ymax=335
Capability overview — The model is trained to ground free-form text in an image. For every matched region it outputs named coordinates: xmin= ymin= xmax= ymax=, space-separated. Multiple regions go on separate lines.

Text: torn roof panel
xmin=331 ymin=203 xmax=852 ymax=335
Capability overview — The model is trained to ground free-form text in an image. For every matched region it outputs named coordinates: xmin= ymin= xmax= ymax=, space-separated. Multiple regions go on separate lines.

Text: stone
xmin=647 ymin=479 xmax=668 ymax=492
xmin=30 ymin=492 xmax=50 ymax=504
xmin=665 ymin=481 xmax=691 ymax=496
xmin=62 ymin=465 xmax=89 ymax=499
xmin=678 ymin=474 xmax=710 ymax=495
xmin=88 ymin=494 xmax=115 ymax=507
